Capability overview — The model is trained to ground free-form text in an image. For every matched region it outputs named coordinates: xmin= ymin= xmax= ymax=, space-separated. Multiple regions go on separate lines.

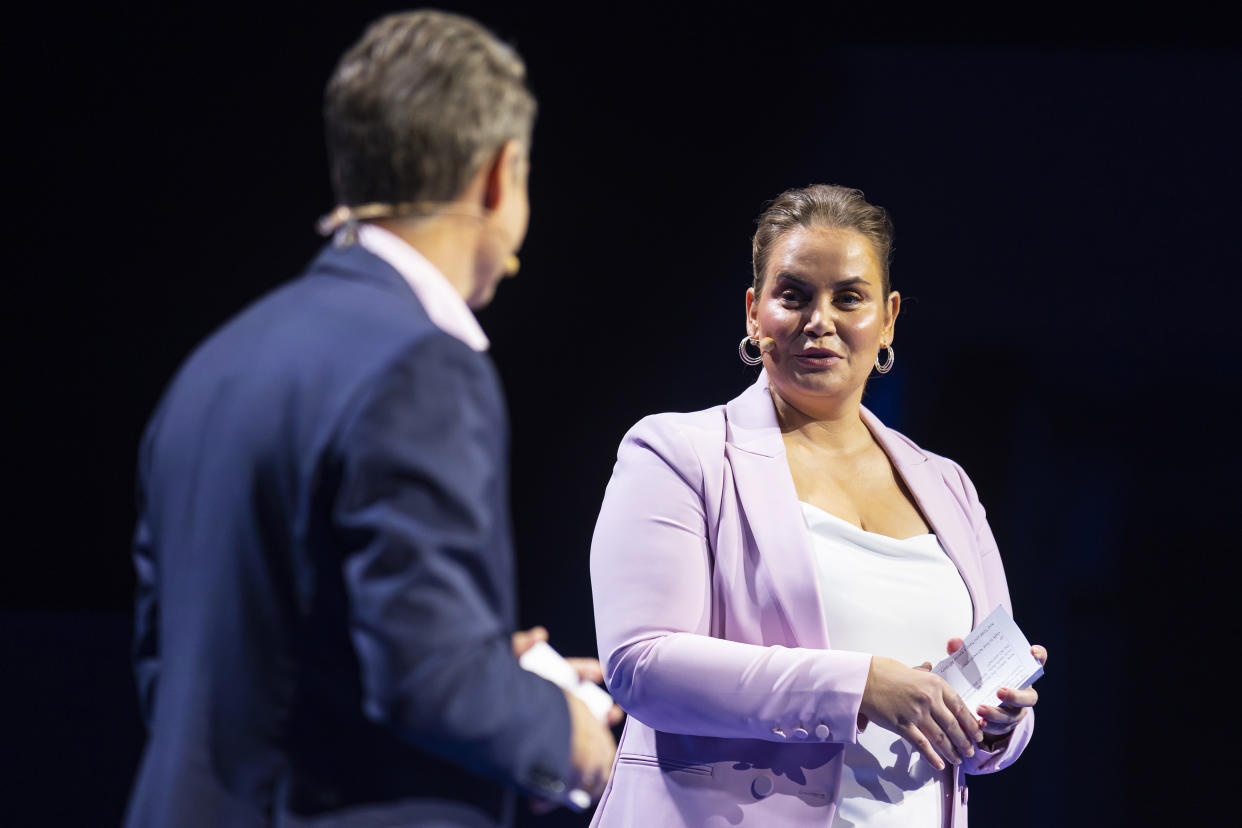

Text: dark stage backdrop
xmin=7 ymin=3 xmax=1239 ymax=826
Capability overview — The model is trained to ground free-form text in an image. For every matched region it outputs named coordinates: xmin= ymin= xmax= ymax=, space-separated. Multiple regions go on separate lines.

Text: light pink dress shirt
xmin=352 ymin=223 xmax=489 ymax=353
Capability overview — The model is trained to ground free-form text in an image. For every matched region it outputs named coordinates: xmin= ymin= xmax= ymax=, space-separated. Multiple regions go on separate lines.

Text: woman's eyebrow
xmin=774 ymin=271 xmax=810 ymax=287
xmin=833 ymin=277 xmax=873 ymax=288
xmin=774 ymin=272 xmax=872 ymax=288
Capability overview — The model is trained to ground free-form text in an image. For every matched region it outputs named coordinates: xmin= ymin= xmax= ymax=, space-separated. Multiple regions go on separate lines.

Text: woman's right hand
xmin=859 ymin=656 xmax=983 ymax=771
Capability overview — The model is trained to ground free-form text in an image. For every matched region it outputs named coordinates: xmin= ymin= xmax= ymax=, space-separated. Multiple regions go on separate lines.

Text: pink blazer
xmin=589 ymin=372 xmax=1033 ymax=827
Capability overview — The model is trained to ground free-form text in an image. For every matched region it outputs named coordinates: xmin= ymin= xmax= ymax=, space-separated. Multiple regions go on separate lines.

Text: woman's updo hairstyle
xmin=751 ymin=184 xmax=894 ymax=297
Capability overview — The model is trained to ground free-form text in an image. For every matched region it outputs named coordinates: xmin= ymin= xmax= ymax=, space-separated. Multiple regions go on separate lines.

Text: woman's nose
xmin=804 ymin=300 xmax=836 ymax=337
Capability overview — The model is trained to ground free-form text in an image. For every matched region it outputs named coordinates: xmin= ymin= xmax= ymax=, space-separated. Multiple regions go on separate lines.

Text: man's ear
xmin=482 ymin=139 xmax=522 ymax=212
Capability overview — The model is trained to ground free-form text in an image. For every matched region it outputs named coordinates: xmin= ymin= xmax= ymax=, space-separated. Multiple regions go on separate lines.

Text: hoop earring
xmin=738 ymin=335 xmax=764 ymax=366
xmin=875 ymin=343 xmax=895 ymax=374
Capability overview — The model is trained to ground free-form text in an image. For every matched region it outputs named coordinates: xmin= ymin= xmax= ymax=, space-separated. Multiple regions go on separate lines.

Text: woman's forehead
xmin=770 ymin=226 xmax=881 ymax=280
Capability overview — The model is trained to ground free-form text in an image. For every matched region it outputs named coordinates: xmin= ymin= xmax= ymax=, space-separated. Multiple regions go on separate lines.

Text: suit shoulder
xmin=337 ymin=332 xmax=496 ymax=431
xmin=885 ymin=425 xmax=982 ymax=514
xmin=616 ymin=404 xmax=727 ymax=483
xmin=172 ymin=256 xmax=451 ymax=387
xmin=625 ymin=404 xmax=727 ymax=447
xmin=924 ymin=449 xmax=977 ymax=503
xmin=147 ymin=260 xmax=480 ymax=473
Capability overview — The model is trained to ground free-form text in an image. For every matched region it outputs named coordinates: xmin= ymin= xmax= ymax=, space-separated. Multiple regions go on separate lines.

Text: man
xmin=125 ymin=11 xmax=615 ymax=827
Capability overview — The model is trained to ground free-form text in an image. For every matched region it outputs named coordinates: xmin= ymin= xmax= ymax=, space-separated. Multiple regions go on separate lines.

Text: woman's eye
xmin=836 ymin=293 xmax=863 ymax=307
xmin=779 ymin=290 xmax=805 ymax=303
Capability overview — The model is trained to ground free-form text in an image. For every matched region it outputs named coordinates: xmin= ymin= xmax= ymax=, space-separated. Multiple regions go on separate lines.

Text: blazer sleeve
xmin=591 ymin=416 xmax=871 ymax=744
xmin=131 ymin=415 xmax=161 ymax=728
xmin=330 ymin=333 xmax=572 ymax=797
xmin=946 ymin=459 xmax=1035 ymax=776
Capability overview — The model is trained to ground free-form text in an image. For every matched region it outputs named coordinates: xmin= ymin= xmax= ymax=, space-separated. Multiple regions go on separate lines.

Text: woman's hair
xmin=324 ymin=10 xmax=536 ymax=207
xmin=751 ymin=184 xmax=894 ymax=296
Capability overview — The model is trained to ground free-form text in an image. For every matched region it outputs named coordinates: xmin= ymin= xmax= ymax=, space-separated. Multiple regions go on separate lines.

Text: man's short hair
xmin=324 ymin=10 xmax=536 ymax=207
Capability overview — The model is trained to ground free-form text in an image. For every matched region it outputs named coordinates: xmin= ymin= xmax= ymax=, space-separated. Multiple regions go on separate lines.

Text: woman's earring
xmin=738 ymin=335 xmax=764 ymax=366
xmin=875 ymin=343 xmax=895 ymax=374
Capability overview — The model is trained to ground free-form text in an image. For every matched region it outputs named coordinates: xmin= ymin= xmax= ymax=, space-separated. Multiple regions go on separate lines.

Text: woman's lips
xmin=793 ymin=350 xmax=843 ymax=368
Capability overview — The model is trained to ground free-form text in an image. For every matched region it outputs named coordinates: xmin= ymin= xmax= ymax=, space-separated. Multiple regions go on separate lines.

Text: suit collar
xmin=307 ymin=237 xmax=420 ymax=302
xmin=723 ymin=370 xmax=784 ymax=457
xmin=860 ymin=405 xmax=928 ymax=469
xmin=352 ymin=224 xmax=489 ymax=352
xmin=308 ymin=234 xmax=491 ymax=352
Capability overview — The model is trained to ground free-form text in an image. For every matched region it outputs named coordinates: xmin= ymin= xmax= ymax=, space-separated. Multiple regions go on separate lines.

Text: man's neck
xmin=375 ymin=212 xmax=483 ymax=303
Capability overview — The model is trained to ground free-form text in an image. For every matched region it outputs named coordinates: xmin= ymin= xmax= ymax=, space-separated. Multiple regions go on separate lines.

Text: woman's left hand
xmin=947 ymin=638 xmax=1048 ymax=739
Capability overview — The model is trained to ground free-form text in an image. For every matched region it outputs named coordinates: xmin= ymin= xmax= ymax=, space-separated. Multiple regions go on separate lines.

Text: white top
xmin=349 ymin=223 xmax=490 ymax=353
xmin=798 ymin=501 xmax=973 ymax=828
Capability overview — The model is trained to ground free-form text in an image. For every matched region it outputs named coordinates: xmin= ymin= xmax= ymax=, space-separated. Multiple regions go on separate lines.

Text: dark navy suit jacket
xmin=125 ymin=241 xmax=572 ymax=828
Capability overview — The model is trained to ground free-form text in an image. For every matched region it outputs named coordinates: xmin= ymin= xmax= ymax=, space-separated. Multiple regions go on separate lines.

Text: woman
xmin=589 ymin=185 xmax=1046 ymax=826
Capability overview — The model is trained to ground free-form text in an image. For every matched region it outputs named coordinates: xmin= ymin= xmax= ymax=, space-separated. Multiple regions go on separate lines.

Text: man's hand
xmin=529 ymin=690 xmax=617 ymax=815
xmin=566 ymin=690 xmax=616 ymax=799
xmin=513 ymin=627 xmax=625 ymax=726
xmin=512 ymin=625 xmax=550 ymax=657
xmin=513 ymin=626 xmax=622 ymax=813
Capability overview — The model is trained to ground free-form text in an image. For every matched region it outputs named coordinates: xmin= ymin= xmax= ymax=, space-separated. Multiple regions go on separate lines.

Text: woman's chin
xmin=772 ymin=374 xmax=863 ymax=410
xmin=788 ymin=368 xmax=855 ymax=391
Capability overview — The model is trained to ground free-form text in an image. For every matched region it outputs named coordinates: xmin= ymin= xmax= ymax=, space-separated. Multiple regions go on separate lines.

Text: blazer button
xmin=752 ymin=775 xmax=775 ymax=798
xmin=792 ymin=726 xmax=809 ymax=739
xmin=771 ymin=727 xmax=787 ymax=739
xmin=961 ymin=786 xmax=969 ymax=805
xmin=814 ymin=723 xmax=830 ymax=739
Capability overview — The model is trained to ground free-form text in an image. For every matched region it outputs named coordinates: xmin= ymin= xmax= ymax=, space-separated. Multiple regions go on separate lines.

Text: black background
xmin=6 ymin=2 xmax=1240 ymax=825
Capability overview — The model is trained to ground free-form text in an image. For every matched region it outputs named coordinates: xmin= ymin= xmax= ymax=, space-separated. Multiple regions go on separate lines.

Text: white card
xmin=931 ymin=605 xmax=1043 ymax=710
xmin=518 ymin=640 xmax=615 ymax=723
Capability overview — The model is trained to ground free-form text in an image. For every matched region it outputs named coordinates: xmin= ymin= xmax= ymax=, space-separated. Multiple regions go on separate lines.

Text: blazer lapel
xmin=721 ymin=375 xmax=989 ymax=648
xmin=724 ymin=372 xmax=831 ymax=649
xmin=861 ymin=408 xmax=985 ymax=625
